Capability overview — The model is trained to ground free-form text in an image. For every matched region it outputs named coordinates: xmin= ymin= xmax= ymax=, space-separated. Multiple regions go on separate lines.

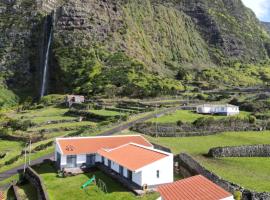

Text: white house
xmin=196 ymin=104 xmax=239 ymax=116
xmin=55 ymin=135 xmax=173 ymax=188
xmin=65 ymin=95 xmax=85 ymax=107
xmin=157 ymin=175 xmax=234 ymax=200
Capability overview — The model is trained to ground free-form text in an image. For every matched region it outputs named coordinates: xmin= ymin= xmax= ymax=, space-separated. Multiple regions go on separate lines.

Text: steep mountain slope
xmin=0 ymin=0 xmax=270 ymax=101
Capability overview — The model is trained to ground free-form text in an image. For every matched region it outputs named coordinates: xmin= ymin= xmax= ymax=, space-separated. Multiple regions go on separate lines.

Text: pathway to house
xmin=0 ymin=105 xmax=186 ymax=182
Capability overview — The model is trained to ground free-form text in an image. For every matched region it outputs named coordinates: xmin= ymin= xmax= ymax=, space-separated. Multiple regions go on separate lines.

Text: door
xmin=66 ymin=155 xmax=77 ymax=168
xmin=86 ymin=154 xmax=95 ymax=166
xmin=119 ymin=165 xmax=124 ymax=176
xmin=56 ymin=152 xmax=61 ymax=168
xmin=101 ymin=156 xmax=104 ymax=164
xmin=127 ymin=170 xmax=132 ymax=180
xmin=108 ymin=160 xmax=111 ymax=168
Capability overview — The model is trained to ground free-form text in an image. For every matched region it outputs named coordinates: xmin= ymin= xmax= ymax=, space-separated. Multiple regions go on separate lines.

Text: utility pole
xmin=23 ymin=142 xmax=28 ymax=174
xmin=28 ymin=139 xmax=31 ymax=165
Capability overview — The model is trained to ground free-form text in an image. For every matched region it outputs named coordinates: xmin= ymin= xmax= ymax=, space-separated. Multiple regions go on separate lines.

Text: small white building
xmin=157 ymin=175 xmax=234 ymax=200
xmin=55 ymin=135 xmax=173 ymax=188
xmin=196 ymin=104 xmax=239 ymax=116
xmin=65 ymin=95 xmax=85 ymax=107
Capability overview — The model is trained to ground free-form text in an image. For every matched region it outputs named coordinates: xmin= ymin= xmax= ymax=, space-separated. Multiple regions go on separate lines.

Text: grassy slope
xmin=148 ymin=110 xmax=250 ymax=123
xmin=147 ymin=131 xmax=270 ymax=192
xmin=0 ymin=140 xmax=24 ymax=167
xmin=35 ymin=163 xmax=158 ymax=200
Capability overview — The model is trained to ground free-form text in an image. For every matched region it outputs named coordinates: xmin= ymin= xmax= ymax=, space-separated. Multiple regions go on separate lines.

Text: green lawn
xmin=34 ymin=163 xmax=158 ymax=200
xmin=148 ymin=110 xmax=250 ymax=123
xmin=0 ymin=139 xmax=24 ymax=167
xmin=147 ymin=131 xmax=270 ymax=192
xmin=7 ymin=106 xmax=78 ymax=124
xmin=88 ymin=109 xmax=124 ymax=117
xmin=29 ymin=121 xmax=97 ymax=131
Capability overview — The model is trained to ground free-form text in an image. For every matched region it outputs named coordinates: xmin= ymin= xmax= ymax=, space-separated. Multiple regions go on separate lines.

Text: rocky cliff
xmin=1 ymin=0 xmax=270 ymax=101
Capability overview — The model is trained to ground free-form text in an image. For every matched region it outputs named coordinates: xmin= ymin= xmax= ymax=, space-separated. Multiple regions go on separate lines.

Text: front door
xmin=86 ymin=154 xmax=95 ymax=166
xmin=56 ymin=152 xmax=61 ymax=168
xmin=127 ymin=170 xmax=132 ymax=180
xmin=108 ymin=160 xmax=111 ymax=168
xmin=66 ymin=155 xmax=77 ymax=168
xmin=119 ymin=165 xmax=124 ymax=176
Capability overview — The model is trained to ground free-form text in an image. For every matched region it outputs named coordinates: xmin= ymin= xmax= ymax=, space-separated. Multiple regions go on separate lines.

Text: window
xmin=156 ymin=170 xmax=160 ymax=178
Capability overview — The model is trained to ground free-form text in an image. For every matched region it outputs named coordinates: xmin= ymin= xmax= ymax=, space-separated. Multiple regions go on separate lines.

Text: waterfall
xmin=40 ymin=14 xmax=54 ymax=98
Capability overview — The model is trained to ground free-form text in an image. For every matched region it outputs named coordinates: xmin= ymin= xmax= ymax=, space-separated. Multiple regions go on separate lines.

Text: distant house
xmin=157 ymin=175 xmax=234 ymax=200
xmin=196 ymin=104 xmax=239 ymax=116
xmin=55 ymin=135 xmax=173 ymax=188
xmin=65 ymin=95 xmax=85 ymax=107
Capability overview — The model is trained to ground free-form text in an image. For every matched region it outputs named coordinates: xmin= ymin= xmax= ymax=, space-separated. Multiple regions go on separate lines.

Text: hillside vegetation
xmin=0 ymin=0 xmax=270 ymax=105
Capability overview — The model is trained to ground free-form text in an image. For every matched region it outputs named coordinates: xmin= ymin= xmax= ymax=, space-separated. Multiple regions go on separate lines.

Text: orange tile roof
xmin=97 ymin=143 xmax=169 ymax=171
xmin=57 ymin=135 xmax=153 ymax=155
xmin=157 ymin=175 xmax=233 ymax=200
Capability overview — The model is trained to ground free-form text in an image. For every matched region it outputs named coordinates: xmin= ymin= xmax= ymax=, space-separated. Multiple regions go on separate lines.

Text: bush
xmin=177 ymin=120 xmax=184 ymax=126
xmin=7 ymin=119 xmax=34 ymax=131
xmin=248 ymin=115 xmax=256 ymax=124
xmin=233 ymin=191 xmax=242 ymax=200
xmin=40 ymin=94 xmax=66 ymax=106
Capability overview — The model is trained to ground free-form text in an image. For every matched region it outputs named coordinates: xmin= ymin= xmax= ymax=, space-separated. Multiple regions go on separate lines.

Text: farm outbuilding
xmin=196 ymin=104 xmax=239 ymax=116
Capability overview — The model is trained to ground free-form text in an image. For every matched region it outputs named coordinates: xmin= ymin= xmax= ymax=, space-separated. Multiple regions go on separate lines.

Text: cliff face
xmin=0 ymin=0 xmax=270 ymax=98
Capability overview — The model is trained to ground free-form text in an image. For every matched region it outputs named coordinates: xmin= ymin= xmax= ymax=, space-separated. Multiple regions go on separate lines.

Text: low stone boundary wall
xmin=24 ymin=167 xmax=49 ymax=200
xmin=176 ymin=153 xmax=270 ymax=200
xmin=208 ymin=145 xmax=270 ymax=158
xmin=151 ymin=143 xmax=171 ymax=153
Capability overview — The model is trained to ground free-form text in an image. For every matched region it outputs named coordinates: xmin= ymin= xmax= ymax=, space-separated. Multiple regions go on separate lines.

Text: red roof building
xmin=157 ymin=175 xmax=234 ymax=200
xmin=55 ymin=135 xmax=174 ymax=188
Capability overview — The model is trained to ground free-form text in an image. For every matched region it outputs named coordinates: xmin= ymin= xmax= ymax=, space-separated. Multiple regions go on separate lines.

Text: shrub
xmin=248 ymin=115 xmax=256 ymax=124
xmin=233 ymin=191 xmax=242 ymax=200
xmin=177 ymin=120 xmax=184 ymax=126
xmin=40 ymin=94 xmax=66 ymax=106
xmin=7 ymin=119 xmax=34 ymax=131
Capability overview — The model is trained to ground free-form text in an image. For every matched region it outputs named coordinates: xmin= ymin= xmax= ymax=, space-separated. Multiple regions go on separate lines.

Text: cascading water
xmin=40 ymin=14 xmax=54 ymax=98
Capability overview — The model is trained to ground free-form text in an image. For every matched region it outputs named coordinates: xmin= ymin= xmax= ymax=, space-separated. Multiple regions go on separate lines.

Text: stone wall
xmin=24 ymin=167 xmax=50 ymax=200
xmin=208 ymin=145 xmax=270 ymax=158
xmin=176 ymin=153 xmax=270 ymax=200
xmin=151 ymin=143 xmax=171 ymax=153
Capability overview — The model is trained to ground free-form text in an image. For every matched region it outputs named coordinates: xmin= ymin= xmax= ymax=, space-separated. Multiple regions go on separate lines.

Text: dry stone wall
xmin=208 ymin=145 xmax=270 ymax=158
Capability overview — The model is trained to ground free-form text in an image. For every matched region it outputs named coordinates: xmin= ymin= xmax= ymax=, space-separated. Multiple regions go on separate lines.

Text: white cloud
xmin=242 ymin=0 xmax=270 ymax=21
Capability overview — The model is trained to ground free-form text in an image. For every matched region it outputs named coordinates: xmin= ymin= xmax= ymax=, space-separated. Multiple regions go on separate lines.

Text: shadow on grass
xmin=84 ymin=170 xmax=129 ymax=194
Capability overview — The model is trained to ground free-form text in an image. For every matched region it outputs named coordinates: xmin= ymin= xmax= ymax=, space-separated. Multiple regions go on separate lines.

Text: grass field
xmin=88 ymin=109 xmax=124 ymax=117
xmin=34 ymin=163 xmax=158 ymax=200
xmin=146 ymin=131 xmax=270 ymax=192
xmin=148 ymin=110 xmax=250 ymax=123
xmin=29 ymin=121 xmax=97 ymax=131
xmin=0 ymin=139 xmax=24 ymax=167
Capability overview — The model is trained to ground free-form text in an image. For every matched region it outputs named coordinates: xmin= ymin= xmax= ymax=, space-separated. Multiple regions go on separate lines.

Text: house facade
xmin=196 ymin=104 xmax=239 ymax=116
xmin=55 ymin=135 xmax=173 ymax=188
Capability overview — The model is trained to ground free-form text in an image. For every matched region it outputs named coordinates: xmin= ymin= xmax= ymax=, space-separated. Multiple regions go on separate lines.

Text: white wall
xmin=95 ymin=154 xmax=101 ymax=162
xmin=221 ymin=196 xmax=234 ymax=200
xmin=111 ymin=161 xmax=119 ymax=173
xmin=132 ymin=171 xmax=142 ymax=186
xmin=140 ymin=154 xmax=174 ymax=186
xmin=77 ymin=154 xmax=86 ymax=165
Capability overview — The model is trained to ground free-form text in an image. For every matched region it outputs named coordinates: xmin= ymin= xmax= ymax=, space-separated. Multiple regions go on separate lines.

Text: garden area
xmin=31 ymin=163 xmax=158 ymax=200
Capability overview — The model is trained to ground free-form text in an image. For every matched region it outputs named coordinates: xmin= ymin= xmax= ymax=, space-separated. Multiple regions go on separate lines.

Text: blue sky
xmin=242 ymin=0 xmax=270 ymax=22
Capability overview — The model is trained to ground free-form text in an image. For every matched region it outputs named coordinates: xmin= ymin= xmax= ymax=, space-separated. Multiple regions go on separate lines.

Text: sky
xmin=242 ymin=0 xmax=270 ymax=22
